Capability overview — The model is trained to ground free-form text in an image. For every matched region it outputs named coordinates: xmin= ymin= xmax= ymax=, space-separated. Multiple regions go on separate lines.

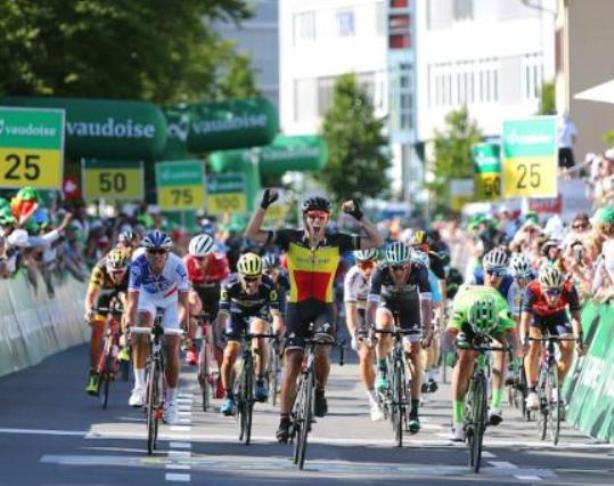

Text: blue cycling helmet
xmin=142 ymin=230 xmax=173 ymax=250
xmin=262 ymin=253 xmax=281 ymax=270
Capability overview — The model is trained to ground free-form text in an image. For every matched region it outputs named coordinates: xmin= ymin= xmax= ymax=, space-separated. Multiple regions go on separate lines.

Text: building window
xmin=294 ymin=11 xmax=316 ymax=43
xmin=453 ymin=0 xmax=473 ymax=21
xmin=337 ymin=10 xmax=355 ymax=37
xmin=523 ymin=53 xmax=543 ymax=100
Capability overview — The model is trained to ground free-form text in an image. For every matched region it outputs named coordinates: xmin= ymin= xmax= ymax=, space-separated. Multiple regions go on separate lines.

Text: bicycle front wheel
xmin=292 ymin=376 xmax=305 ymax=465
xmin=469 ymin=374 xmax=487 ymax=473
xmin=392 ymin=360 xmax=403 ymax=447
xmin=146 ymin=360 xmax=159 ymax=455
xmin=199 ymin=344 xmax=210 ymax=412
xmin=548 ymin=365 xmax=561 ymax=445
xmin=297 ymin=371 xmax=313 ymax=470
xmin=244 ymin=363 xmax=254 ymax=446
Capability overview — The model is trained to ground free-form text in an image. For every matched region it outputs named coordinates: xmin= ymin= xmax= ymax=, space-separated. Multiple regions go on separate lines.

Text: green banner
xmin=3 ymin=97 xmax=167 ymax=160
xmin=206 ymin=173 xmax=247 ymax=215
xmin=471 ymin=142 xmax=501 ymax=174
xmin=563 ymin=302 xmax=614 ymax=442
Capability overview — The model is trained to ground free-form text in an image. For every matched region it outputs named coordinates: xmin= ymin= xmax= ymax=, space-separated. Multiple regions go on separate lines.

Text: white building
xmin=215 ymin=0 xmax=279 ymax=109
xmin=416 ymin=0 xmax=556 ymax=142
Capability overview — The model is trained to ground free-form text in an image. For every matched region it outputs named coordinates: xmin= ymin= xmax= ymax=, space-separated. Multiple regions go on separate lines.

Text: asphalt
xmin=0 ymin=344 xmax=612 ymax=486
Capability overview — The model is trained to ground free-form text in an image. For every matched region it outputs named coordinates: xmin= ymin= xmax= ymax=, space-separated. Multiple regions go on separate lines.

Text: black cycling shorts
xmin=531 ymin=311 xmax=573 ymax=336
xmin=285 ymin=300 xmax=336 ymax=350
xmin=377 ymin=299 xmax=422 ymax=333
xmin=192 ymin=283 xmax=221 ymax=321
xmin=224 ymin=309 xmax=269 ymax=342
xmin=94 ymin=289 xmax=122 ymax=318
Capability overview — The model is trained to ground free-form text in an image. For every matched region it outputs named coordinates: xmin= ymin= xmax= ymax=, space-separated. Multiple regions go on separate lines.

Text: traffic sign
xmin=155 ymin=160 xmax=205 ymax=211
xmin=82 ymin=160 xmax=144 ymax=201
xmin=472 ymin=142 xmax=501 ymax=201
xmin=206 ymin=173 xmax=247 ymax=215
xmin=0 ymin=106 xmax=65 ymax=189
xmin=502 ymin=117 xmax=557 ymax=198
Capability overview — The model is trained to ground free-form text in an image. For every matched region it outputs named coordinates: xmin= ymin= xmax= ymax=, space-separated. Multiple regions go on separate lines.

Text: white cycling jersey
xmin=129 ymin=252 xmax=189 ymax=329
xmin=344 ymin=265 xmax=371 ymax=310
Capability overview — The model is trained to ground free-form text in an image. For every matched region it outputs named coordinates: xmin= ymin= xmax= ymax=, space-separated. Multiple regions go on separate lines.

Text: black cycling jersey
xmin=219 ymin=274 xmax=279 ymax=316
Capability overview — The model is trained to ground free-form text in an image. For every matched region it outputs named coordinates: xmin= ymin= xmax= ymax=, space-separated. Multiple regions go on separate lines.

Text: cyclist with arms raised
xmin=245 ymin=190 xmax=383 ymax=442
xmin=446 ymin=285 xmax=521 ymax=441
xmin=83 ymin=249 xmax=130 ymax=395
xmin=217 ymin=252 xmax=282 ymax=414
xmin=125 ymin=230 xmax=189 ymax=425
xmin=521 ymin=266 xmax=585 ymax=410
xmin=368 ymin=242 xmax=433 ymax=433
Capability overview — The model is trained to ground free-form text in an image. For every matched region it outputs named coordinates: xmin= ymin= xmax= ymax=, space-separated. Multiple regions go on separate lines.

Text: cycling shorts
xmin=285 ymin=299 xmax=336 ymax=350
xmin=225 ymin=309 xmax=269 ymax=341
xmin=137 ymin=292 xmax=180 ymax=330
xmin=377 ymin=301 xmax=422 ymax=343
xmin=94 ymin=289 xmax=122 ymax=320
xmin=191 ymin=283 xmax=221 ymax=321
xmin=530 ymin=311 xmax=573 ymax=336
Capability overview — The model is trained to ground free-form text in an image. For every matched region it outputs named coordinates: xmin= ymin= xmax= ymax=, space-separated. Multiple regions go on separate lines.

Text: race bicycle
xmin=231 ymin=330 xmax=278 ymax=446
xmin=529 ymin=334 xmax=576 ymax=445
xmin=93 ymin=304 xmax=124 ymax=409
xmin=290 ymin=335 xmax=344 ymax=470
xmin=459 ymin=333 xmax=510 ymax=473
xmin=131 ymin=309 xmax=183 ymax=455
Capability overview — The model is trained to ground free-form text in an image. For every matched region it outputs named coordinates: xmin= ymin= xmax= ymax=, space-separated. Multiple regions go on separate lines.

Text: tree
xmin=428 ymin=107 xmax=482 ymax=211
xmin=0 ymin=0 xmax=257 ymax=103
xmin=217 ymin=53 xmax=261 ymax=100
xmin=538 ymin=81 xmax=556 ymax=115
xmin=316 ymin=73 xmax=390 ymax=204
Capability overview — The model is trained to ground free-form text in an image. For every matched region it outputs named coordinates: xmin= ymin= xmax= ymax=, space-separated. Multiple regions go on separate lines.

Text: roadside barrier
xmin=0 ymin=272 xmax=88 ymax=377
xmin=563 ymin=301 xmax=614 ymax=442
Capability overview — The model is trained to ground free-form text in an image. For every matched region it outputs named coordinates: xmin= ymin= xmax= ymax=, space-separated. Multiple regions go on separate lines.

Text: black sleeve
xmin=416 ymin=266 xmax=432 ymax=293
xmin=368 ymin=266 xmax=384 ymax=297
xmin=271 ymin=229 xmax=296 ymax=252
xmin=429 ymin=253 xmax=446 ymax=280
xmin=331 ymin=232 xmax=361 ymax=252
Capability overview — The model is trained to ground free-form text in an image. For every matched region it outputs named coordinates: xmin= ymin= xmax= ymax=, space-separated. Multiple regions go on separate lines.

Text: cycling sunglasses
xmin=242 ymin=275 xmax=260 ymax=283
xmin=146 ymin=248 xmax=168 ymax=255
xmin=194 ymin=255 xmax=208 ymax=262
xmin=485 ymin=268 xmax=506 ymax=277
xmin=390 ymin=264 xmax=407 ymax=272
xmin=306 ymin=210 xmax=329 ymax=220
xmin=544 ymin=288 xmax=562 ymax=297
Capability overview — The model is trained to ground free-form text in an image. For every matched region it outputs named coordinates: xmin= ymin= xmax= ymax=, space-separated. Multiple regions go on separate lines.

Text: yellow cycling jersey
xmin=271 ymin=229 xmax=360 ymax=303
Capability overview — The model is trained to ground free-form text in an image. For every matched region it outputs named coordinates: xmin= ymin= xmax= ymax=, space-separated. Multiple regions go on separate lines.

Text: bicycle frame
xmin=93 ymin=305 xmax=124 ymax=409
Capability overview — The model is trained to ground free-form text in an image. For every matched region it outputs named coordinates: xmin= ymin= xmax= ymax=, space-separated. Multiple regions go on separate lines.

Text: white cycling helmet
xmin=354 ymin=248 xmax=378 ymax=261
xmin=509 ymin=253 xmax=532 ymax=278
xmin=385 ymin=241 xmax=411 ymax=265
xmin=483 ymin=247 xmax=508 ymax=270
xmin=188 ymin=234 xmax=215 ymax=257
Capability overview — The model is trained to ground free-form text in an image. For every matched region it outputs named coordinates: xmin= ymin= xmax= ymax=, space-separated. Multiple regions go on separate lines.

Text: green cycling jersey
xmin=448 ymin=284 xmax=515 ymax=335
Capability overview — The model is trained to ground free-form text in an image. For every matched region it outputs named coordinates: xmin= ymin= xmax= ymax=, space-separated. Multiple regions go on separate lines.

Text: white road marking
xmin=168 ymin=450 xmax=191 ymax=459
xmin=0 ymin=427 xmax=85 ymax=437
xmin=482 ymin=451 xmax=496 ymax=458
xmin=169 ymin=426 xmax=191 ymax=433
xmin=489 ymin=461 xmax=518 ymax=469
xmin=169 ymin=442 xmax=192 ymax=449
xmin=166 ymin=464 xmax=191 ymax=471
xmin=165 ymin=472 xmax=190 ymax=482
xmin=515 ymin=475 xmax=542 ymax=481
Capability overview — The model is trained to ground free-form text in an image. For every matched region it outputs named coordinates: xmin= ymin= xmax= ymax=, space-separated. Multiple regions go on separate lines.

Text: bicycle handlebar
xmin=527 ymin=336 xmax=577 ymax=342
xmin=130 ymin=326 xmax=183 ymax=336
xmin=373 ymin=329 xmax=420 ymax=336
xmin=92 ymin=306 xmax=124 ymax=316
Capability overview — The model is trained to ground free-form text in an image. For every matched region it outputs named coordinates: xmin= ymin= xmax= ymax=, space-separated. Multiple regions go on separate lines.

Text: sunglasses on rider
xmin=390 ymin=264 xmax=407 ymax=272
xmin=243 ymin=275 xmax=260 ymax=283
xmin=306 ymin=210 xmax=329 ymax=221
xmin=146 ymin=248 xmax=168 ymax=256
xmin=357 ymin=260 xmax=375 ymax=270
xmin=194 ymin=255 xmax=208 ymax=262
xmin=545 ymin=288 xmax=562 ymax=297
xmin=485 ymin=268 xmax=506 ymax=277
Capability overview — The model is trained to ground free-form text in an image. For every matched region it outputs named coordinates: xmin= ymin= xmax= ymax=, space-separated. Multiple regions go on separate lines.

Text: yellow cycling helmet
xmin=106 ymin=249 xmax=130 ymax=270
xmin=237 ymin=252 xmax=263 ymax=277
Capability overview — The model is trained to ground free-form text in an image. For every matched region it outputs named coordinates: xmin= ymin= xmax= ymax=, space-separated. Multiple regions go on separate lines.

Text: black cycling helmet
xmin=302 ymin=196 xmax=331 ymax=214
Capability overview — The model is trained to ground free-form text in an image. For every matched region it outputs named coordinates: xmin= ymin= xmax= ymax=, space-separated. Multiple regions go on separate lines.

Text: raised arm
xmin=245 ymin=189 xmax=279 ymax=244
xmin=341 ymin=200 xmax=384 ymax=249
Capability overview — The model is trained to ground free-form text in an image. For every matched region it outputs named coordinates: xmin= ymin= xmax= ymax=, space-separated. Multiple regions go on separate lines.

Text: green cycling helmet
xmin=468 ymin=296 xmax=497 ymax=334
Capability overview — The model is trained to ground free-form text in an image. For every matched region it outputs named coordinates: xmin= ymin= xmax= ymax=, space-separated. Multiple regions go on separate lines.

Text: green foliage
xmin=539 ymin=81 xmax=556 ymax=115
xmin=0 ymin=0 xmax=257 ymax=103
xmin=428 ymin=107 xmax=482 ymax=209
xmin=217 ymin=53 xmax=261 ymax=100
xmin=603 ymin=130 xmax=614 ymax=148
xmin=316 ymin=73 xmax=391 ymax=204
